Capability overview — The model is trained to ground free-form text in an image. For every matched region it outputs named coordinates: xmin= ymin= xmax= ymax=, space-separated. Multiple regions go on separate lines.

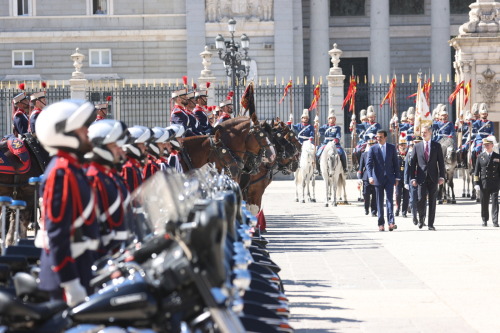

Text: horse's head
xmin=242 ymin=114 xmax=276 ymax=174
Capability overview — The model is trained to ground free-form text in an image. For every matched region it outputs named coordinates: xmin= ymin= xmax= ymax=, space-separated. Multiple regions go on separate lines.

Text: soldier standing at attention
xmin=474 ymin=136 xmax=500 ymax=227
xmin=35 ymin=100 xmax=98 ymax=306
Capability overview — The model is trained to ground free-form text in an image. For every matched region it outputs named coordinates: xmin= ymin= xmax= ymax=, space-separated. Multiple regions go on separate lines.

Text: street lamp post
xmin=215 ymin=19 xmax=251 ymax=115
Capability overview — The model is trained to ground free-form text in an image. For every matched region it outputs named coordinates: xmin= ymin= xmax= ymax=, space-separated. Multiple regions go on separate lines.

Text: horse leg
xmin=450 ymin=179 xmax=456 ymax=204
xmin=461 ymin=169 xmax=466 ymax=197
xmin=325 ymin=178 xmax=330 ymax=207
xmin=311 ymin=174 xmax=316 ymax=202
xmin=342 ymin=177 xmax=348 ymax=204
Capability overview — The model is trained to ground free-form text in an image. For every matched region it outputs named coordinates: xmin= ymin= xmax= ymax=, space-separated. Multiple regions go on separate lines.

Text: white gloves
xmin=61 ymin=278 xmax=87 ymax=307
xmin=474 ymin=185 xmax=481 ymax=192
xmin=288 ymin=114 xmax=294 ymax=122
xmin=404 ymin=184 xmax=409 ymax=190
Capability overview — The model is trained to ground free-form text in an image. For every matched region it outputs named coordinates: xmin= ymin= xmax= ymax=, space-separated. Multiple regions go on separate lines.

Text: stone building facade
xmin=0 ymin=0 xmax=472 ymax=83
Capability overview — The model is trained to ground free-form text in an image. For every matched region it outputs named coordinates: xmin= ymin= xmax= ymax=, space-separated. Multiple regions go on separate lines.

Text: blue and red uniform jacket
xmin=38 ymin=151 xmax=99 ymax=293
xmin=143 ymin=154 xmax=160 ymax=180
xmin=86 ymin=162 xmax=129 ymax=256
xmin=13 ymin=108 xmax=29 ymax=136
xmin=193 ymin=105 xmax=213 ymax=134
xmin=120 ymin=156 xmax=143 ymax=193
xmin=28 ymin=107 xmax=42 ymax=135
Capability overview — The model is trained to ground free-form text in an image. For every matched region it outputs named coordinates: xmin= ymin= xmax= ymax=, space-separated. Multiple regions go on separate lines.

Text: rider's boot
xmin=314 ymin=156 xmax=320 ymax=175
xmin=340 ymin=153 xmax=348 ymax=173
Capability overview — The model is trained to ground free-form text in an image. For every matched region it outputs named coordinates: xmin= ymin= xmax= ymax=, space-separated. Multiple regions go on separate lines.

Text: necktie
xmin=424 ymin=142 xmax=429 ymax=162
xmin=381 ymin=145 xmax=386 ymax=160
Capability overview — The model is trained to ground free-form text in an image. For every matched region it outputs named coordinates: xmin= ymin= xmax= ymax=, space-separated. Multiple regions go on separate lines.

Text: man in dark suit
xmin=474 ymin=136 xmax=500 ymax=227
xmin=367 ymin=130 xmax=400 ymax=231
xmin=404 ymin=136 xmax=423 ymax=226
xmin=410 ymin=125 xmax=445 ymax=230
xmin=357 ymin=138 xmax=377 ymax=216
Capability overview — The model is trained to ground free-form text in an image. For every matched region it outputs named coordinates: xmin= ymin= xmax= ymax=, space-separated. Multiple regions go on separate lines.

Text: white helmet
xmin=37 ymin=99 xmax=96 ymax=153
xmin=123 ymin=125 xmax=152 ymax=160
xmin=87 ymin=119 xmax=128 ymax=164
xmin=148 ymin=127 xmax=168 ymax=158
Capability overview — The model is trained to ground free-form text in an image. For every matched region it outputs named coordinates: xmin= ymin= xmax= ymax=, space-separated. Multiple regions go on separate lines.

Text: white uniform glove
xmin=474 ymin=185 xmax=481 ymax=192
xmin=288 ymin=114 xmax=294 ymax=122
xmin=404 ymin=184 xmax=409 ymax=190
xmin=61 ymin=278 xmax=87 ymax=307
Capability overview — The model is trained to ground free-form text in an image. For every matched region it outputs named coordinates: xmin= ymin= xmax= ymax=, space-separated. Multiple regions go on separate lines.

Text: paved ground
xmin=262 ymin=174 xmax=500 ymax=333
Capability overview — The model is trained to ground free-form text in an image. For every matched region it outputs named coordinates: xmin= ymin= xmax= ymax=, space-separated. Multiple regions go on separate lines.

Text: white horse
xmin=320 ymin=141 xmax=347 ymax=207
xmin=294 ymin=140 xmax=316 ymax=203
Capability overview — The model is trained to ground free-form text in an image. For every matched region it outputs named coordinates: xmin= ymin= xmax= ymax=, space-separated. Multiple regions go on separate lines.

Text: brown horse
xmin=240 ymin=120 xmax=301 ymax=228
xmin=180 ymin=114 xmax=275 ymax=181
xmin=0 ymin=135 xmax=47 ymax=245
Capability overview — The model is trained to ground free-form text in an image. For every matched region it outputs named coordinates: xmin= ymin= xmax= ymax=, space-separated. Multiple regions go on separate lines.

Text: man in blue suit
xmin=367 ymin=129 xmax=400 ymax=231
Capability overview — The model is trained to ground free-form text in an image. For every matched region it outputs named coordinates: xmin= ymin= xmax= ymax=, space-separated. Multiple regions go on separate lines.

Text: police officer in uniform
xmin=170 ymin=89 xmax=200 ymax=136
xmin=317 ymin=109 xmax=347 ymax=172
xmin=288 ymin=109 xmax=315 ymax=144
xmin=474 ymin=136 xmax=500 ymax=227
xmin=86 ymin=119 xmax=132 ymax=254
xmin=121 ymin=126 xmax=150 ymax=193
xmin=357 ymin=136 xmax=377 ymax=216
xmin=395 ymin=134 xmax=409 ymax=217
xmin=12 ymin=92 xmax=30 ymax=136
xmin=36 ymin=100 xmax=99 ymax=306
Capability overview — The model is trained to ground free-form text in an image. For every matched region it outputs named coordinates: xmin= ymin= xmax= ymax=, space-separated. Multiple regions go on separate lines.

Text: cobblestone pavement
xmin=262 ymin=176 xmax=498 ymax=333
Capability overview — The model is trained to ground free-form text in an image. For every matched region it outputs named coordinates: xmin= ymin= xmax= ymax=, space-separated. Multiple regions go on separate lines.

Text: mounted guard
xmin=471 ymin=103 xmax=495 ymax=168
xmin=316 ymin=109 xmax=348 ymax=172
xmin=288 ymin=108 xmax=315 ymax=144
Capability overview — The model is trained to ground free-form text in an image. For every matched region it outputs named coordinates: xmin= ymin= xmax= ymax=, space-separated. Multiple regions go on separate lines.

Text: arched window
xmin=389 ymin=0 xmax=424 ymax=15
xmin=450 ymin=0 xmax=470 ymax=14
xmin=330 ymin=0 xmax=365 ymax=16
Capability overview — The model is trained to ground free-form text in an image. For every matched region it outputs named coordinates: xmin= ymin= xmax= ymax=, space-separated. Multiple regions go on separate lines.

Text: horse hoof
xmin=452 ymin=200 xmax=457 ymax=204
xmin=462 ymin=194 xmax=466 ymax=198
xmin=301 ymin=200 xmax=305 ymax=203
xmin=438 ymin=200 xmax=443 ymax=205
xmin=311 ymin=199 xmax=316 ymax=203
xmin=325 ymin=203 xmax=329 ymax=207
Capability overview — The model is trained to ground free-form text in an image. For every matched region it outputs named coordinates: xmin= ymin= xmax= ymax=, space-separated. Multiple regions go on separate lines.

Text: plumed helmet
xmin=401 ymin=111 xmax=407 ymax=121
xmin=439 ymin=104 xmax=448 ymax=116
xmin=301 ymin=108 xmax=309 ymax=119
xmin=471 ymin=103 xmax=479 ymax=115
xmin=360 ymin=109 xmax=367 ymax=120
xmin=328 ymin=109 xmax=336 ymax=119
xmin=37 ymin=99 xmax=96 ymax=153
xmin=87 ymin=119 xmax=128 ymax=164
xmin=407 ymin=107 xmax=415 ymax=119
xmin=399 ymin=132 xmax=408 ymax=144
xmin=479 ymin=103 xmax=488 ymax=114
xmin=367 ymin=105 xmax=375 ymax=117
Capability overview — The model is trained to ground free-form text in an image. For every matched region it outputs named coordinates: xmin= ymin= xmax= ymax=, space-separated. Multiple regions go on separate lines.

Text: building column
xmin=274 ymin=0 xmax=295 ymax=81
xmin=431 ymin=0 xmax=451 ymax=80
xmin=370 ymin=0 xmax=390 ymax=129
xmin=370 ymin=0 xmax=390 ymax=81
xmin=309 ymin=0 xmax=330 ymax=82
xmin=186 ymin=1 xmax=206 ymax=83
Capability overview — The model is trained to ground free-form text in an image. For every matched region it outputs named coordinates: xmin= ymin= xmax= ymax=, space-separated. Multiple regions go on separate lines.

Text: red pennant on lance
xmin=240 ymin=82 xmax=255 ymax=115
xmin=380 ymin=78 xmax=396 ymax=108
xmin=464 ymin=80 xmax=471 ymax=106
xmin=448 ymin=80 xmax=464 ymax=104
xmin=308 ymin=83 xmax=321 ymax=111
xmin=279 ymin=80 xmax=293 ymax=104
xmin=423 ymin=79 xmax=431 ymax=102
xmin=342 ymin=77 xmax=357 ymax=112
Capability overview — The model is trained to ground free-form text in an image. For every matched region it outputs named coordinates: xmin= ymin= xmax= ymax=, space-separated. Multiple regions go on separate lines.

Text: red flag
xmin=464 ymin=80 xmax=471 ymax=106
xmin=406 ymin=92 xmax=417 ymax=100
xmin=448 ymin=81 xmax=464 ymax=104
xmin=423 ymin=79 xmax=432 ymax=103
xmin=308 ymin=83 xmax=321 ymax=111
xmin=279 ymin=80 xmax=293 ymax=104
xmin=342 ymin=77 xmax=357 ymax=112
xmin=380 ymin=78 xmax=397 ymax=108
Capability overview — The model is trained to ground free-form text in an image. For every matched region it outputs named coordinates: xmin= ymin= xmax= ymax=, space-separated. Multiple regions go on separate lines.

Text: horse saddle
xmin=0 ymin=137 xmax=31 ymax=174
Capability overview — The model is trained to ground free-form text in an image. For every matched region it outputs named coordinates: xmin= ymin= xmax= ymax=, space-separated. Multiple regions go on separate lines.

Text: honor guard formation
xmin=0 ymin=74 xmax=497 ymax=332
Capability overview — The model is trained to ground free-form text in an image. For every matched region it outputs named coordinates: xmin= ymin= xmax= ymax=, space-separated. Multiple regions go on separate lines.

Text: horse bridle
xmin=271 ymin=126 xmax=300 ymax=174
xmin=242 ymin=124 xmax=274 ymax=175
xmin=208 ymin=136 xmax=244 ymax=179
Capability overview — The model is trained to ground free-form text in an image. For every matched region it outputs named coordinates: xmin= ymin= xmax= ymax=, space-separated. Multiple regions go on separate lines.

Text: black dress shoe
xmin=395 ymin=210 xmax=400 ymax=217
xmin=413 ymin=217 xmax=418 ymax=225
xmin=418 ymin=222 xmax=424 ymax=229
xmin=494 ymin=223 xmax=499 ymax=227
xmin=482 ymin=221 xmax=488 ymax=227
xmin=402 ymin=212 xmax=407 ymax=218
xmin=428 ymin=226 xmax=436 ymax=231
xmin=365 ymin=210 xmax=369 ymax=215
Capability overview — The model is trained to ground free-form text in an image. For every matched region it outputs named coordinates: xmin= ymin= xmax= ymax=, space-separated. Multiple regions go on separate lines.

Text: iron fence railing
xmin=0 ymin=81 xmax=455 ymax=141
